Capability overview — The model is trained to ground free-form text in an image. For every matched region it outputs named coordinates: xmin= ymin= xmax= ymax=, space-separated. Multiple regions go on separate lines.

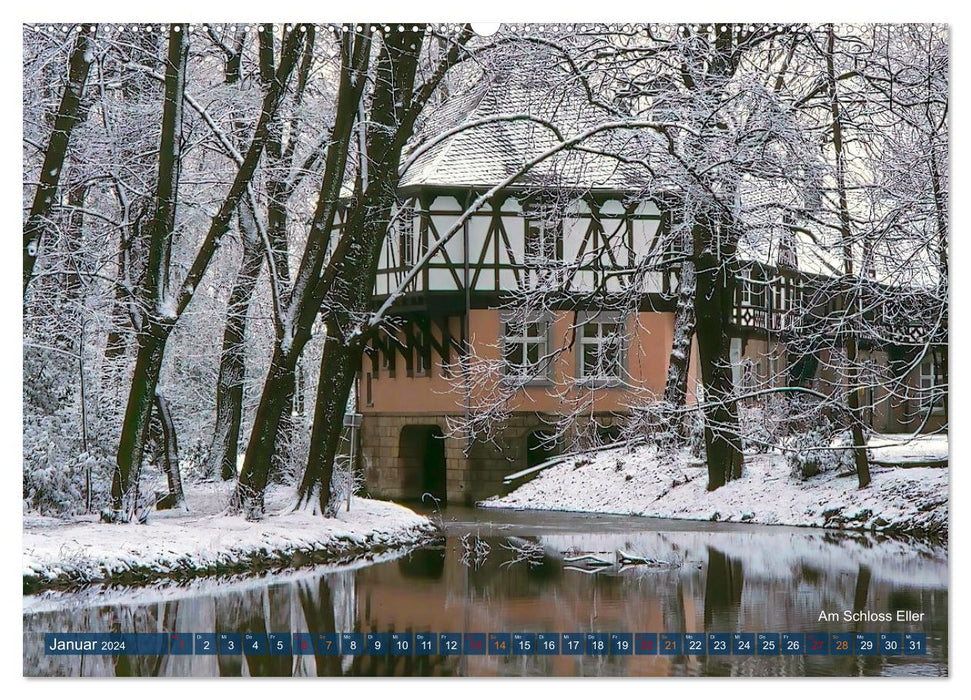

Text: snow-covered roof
xmin=735 ymin=177 xmax=941 ymax=289
xmin=736 ymin=178 xmax=843 ymax=278
xmin=395 ymin=76 xmax=940 ymax=292
xmin=400 ymin=74 xmax=646 ymax=192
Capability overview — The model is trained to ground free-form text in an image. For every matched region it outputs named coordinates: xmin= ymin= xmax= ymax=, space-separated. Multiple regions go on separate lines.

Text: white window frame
xmin=500 ymin=312 xmax=552 ymax=384
xmin=576 ymin=312 xmax=628 ymax=386
xmin=919 ymin=353 xmax=946 ymax=415
xmin=522 ymin=210 xmax=563 ymax=291
xmin=739 ymin=267 xmax=766 ymax=308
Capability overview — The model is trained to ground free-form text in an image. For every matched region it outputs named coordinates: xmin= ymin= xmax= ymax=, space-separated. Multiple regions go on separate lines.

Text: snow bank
xmin=482 ymin=442 xmax=947 ymax=539
xmin=869 ymin=433 xmax=948 ymax=466
xmin=23 ymin=482 xmax=438 ymax=592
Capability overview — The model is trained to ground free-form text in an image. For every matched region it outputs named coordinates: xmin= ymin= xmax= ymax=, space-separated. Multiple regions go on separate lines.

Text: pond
xmin=23 ymin=506 xmax=948 ymax=677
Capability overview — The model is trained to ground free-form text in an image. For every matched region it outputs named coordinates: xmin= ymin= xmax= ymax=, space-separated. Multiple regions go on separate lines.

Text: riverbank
xmin=482 ymin=438 xmax=948 ymax=540
xmin=23 ymin=482 xmax=439 ymax=593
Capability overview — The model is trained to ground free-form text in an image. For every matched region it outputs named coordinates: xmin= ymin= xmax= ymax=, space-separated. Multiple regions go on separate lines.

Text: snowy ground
xmin=868 ymin=432 xmax=949 ymax=466
xmin=483 ymin=436 xmax=947 ymax=539
xmin=23 ymin=481 xmax=438 ymax=592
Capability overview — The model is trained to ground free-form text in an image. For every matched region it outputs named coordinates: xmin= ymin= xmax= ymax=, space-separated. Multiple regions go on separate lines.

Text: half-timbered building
xmin=729 ymin=184 xmax=947 ymax=439
xmin=356 ymin=76 xmax=946 ymax=506
xmin=356 ymin=77 xmax=685 ymax=505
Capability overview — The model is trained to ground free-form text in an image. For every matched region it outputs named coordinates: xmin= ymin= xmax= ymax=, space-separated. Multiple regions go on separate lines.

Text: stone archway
xmin=398 ymin=424 xmax=447 ymax=503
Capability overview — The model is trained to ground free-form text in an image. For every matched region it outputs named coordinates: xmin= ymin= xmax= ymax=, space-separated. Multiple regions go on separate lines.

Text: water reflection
xmin=23 ymin=509 xmax=947 ymax=677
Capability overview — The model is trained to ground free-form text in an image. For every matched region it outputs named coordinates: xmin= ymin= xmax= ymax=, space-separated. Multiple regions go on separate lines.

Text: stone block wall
xmin=360 ymin=414 xmax=469 ymax=504
xmin=361 ymin=412 xmax=623 ymax=505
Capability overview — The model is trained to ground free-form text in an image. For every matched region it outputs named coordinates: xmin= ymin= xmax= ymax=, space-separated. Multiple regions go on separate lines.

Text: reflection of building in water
xmin=22 ymin=526 xmax=947 ymax=677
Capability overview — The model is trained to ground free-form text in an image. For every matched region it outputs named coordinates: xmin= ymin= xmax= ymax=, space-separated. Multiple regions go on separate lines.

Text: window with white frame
xmin=771 ymin=278 xmax=787 ymax=312
xmin=502 ymin=317 xmax=550 ymax=380
xmin=919 ymin=353 xmax=946 ymax=413
xmin=579 ymin=315 xmax=626 ymax=382
xmin=739 ymin=271 xmax=754 ymax=306
xmin=739 ymin=268 xmax=764 ymax=307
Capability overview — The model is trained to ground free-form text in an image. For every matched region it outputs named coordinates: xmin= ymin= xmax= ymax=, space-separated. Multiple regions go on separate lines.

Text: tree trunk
xmin=229 ymin=30 xmax=373 ymax=517
xmin=104 ymin=229 xmax=132 ymax=360
xmin=109 ymin=327 xmax=169 ymax=518
xmin=662 ymin=259 xmax=697 ymax=445
xmin=293 ymin=28 xmax=432 ymax=516
xmin=231 ymin=26 xmax=462 ymax=518
xmin=108 ymin=26 xmax=188 ymax=518
xmin=297 ymin=332 xmax=361 ymax=514
xmin=270 ymin=387 xmax=297 ymax=484
xmin=826 ymin=24 xmax=870 ymax=488
xmin=229 ymin=344 xmax=300 ymax=518
xmin=109 ymin=26 xmax=304 ymax=519
xmin=24 ymin=25 xmax=95 ymax=296
xmin=694 ymin=234 xmax=744 ymax=490
xmin=143 ymin=25 xmax=188 ymax=301
xmin=844 ymin=331 xmax=872 ymax=487
xmin=204 ymin=201 xmax=264 ymax=481
xmin=202 ymin=24 xmax=274 ymax=483
xmin=63 ymin=173 xmax=88 ymax=297
xmin=153 ymin=389 xmax=185 ymax=509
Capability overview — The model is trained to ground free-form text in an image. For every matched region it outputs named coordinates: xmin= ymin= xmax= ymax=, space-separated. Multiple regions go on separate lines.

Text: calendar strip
xmin=43 ymin=632 xmax=928 ymax=656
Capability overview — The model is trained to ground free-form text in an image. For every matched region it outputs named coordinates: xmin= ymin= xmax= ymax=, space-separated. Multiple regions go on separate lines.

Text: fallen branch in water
xmin=563 ymin=553 xmax=612 ymax=567
xmin=500 ymin=537 xmax=545 ymax=568
xmin=616 ymin=549 xmax=676 ymax=567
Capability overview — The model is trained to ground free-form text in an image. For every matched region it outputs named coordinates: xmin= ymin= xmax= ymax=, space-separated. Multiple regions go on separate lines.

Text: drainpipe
xmin=463 ymin=195 xmax=472 ymax=453
xmin=462 ymin=195 xmax=473 ymax=503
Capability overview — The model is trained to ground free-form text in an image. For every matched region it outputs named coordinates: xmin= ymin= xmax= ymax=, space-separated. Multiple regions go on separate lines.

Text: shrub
xmin=783 ymin=418 xmax=858 ymax=480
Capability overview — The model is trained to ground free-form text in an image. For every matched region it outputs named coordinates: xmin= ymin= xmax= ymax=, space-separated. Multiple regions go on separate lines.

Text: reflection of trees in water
xmin=397 ymin=547 xmax=446 ymax=579
xmin=296 ymin=575 xmax=341 ymax=676
xmin=23 ymin=526 xmax=950 ymax=678
xmin=330 ymin=570 xmax=357 ymax=637
xmin=854 ymin=564 xmax=872 ymax=614
xmin=109 ymin=605 xmax=164 ymax=677
xmin=700 ymin=547 xmax=745 ymax=677
xmin=659 ymin=571 xmax=693 ymax=675
xmin=294 ymin=570 xmax=457 ymax=676
xmin=231 ymin=584 xmax=293 ymax=677
xmin=213 ymin=591 xmax=244 ymax=676
xmin=704 ymin=546 xmax=744 ymax=630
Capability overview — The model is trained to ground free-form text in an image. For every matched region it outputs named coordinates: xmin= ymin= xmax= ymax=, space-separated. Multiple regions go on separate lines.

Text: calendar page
xmin=21 ymin=14 xmax=949 ymax=683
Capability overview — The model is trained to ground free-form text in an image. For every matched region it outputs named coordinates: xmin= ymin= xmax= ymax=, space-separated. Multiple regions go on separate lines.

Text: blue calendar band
xmin=42 ymin=631 xmax=929 ymax=656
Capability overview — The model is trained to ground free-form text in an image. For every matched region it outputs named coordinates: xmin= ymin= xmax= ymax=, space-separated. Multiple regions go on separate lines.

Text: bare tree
xmin=24 ymin=24 xmax=96 ymax=296
xmin=20 ymin=22 xmax=946 ymax=523
xmin=107 ymin=25 xmax=306 ymax=520
xmin=228 ymin=27 xmax=375 ymax=518
xmin=296 ymin=27 xmax=475 ymax=516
